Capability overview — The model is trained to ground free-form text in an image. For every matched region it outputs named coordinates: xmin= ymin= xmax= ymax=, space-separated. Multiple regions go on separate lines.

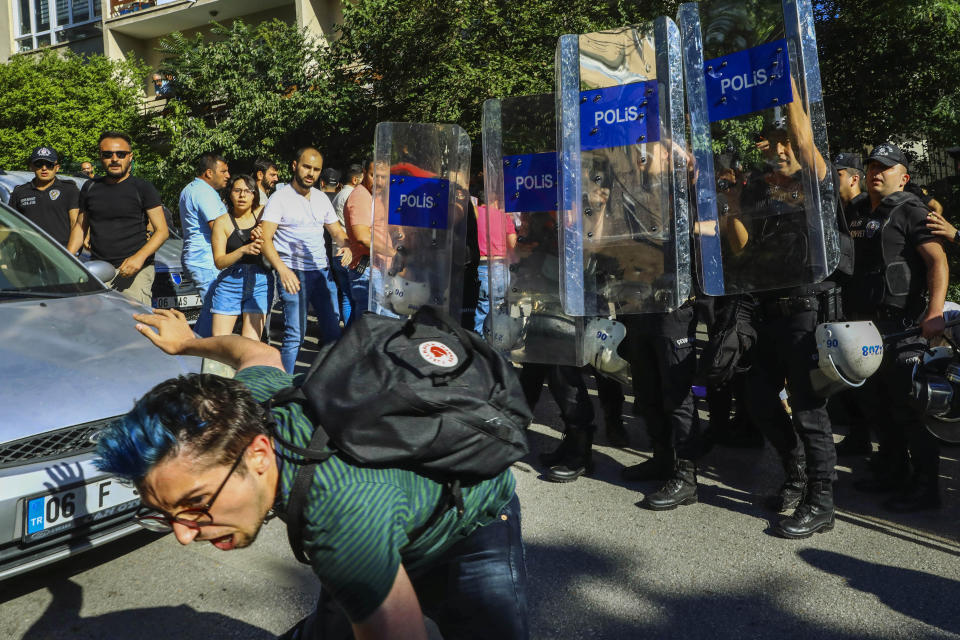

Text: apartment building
xmin=1 ymin=0 xmax=342 ymax=72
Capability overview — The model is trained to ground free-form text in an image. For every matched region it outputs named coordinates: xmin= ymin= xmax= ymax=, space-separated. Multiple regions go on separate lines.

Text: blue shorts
xmin=210 ymin=264 xmax=273 ymax=316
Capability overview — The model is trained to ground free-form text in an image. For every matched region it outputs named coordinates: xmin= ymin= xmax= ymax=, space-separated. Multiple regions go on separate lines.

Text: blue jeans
xmin=184 ymin=263 xmax=220 ymax=338
xmin=281 ymin=493 xmax=529 ymax=640
xmin=279 ymin=267 xmax=341 ymax=373
xmin=475 ymin=262 xmax=507 ymax=335
xmin=330 ymin=257 xmax=353 ymax=324
xmin=346 ymin=265 xmax=370 ymax=323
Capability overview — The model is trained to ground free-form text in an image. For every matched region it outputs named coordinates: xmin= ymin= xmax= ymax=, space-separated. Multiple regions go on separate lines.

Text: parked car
xmin=0 ymin=200 xmax=204 ymax=581
xmin=0 ymin=169 xmax=203 ymax=323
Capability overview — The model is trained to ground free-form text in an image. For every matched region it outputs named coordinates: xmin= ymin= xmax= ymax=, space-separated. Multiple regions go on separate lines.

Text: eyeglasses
xmin=100 ymin=150 xmax=131 ymax=160
xmin=231 ymin=189 xmax=254 ymax=196
xmin=32 ymin=161 xmax=55 ymax=170
xmin=134 ymin=442 xmax=249 ymax=532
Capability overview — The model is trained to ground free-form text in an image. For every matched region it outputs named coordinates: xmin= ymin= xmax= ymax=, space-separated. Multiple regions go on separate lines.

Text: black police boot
xmin=539 ymin=430 xmax=577 ymax=467
xmin=775 ymin=479 xmax=835 ymax=539
xmin=768 ymin=455 xmax=806 ymax=512
xmin=642 ymin=459 xmax=697 ymax=510
xmin=621 ymin=446 xmax=676 ymax=482
xmin=882 ymin=475 xmax=941 ymax=513
xmin=544 ymin=427 xmax=593 ymax=483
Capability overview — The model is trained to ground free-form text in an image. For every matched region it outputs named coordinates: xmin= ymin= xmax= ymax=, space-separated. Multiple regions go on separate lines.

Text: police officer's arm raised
xmin=918 ymin=240 xmax=949 ymax=339
xmin=784 ymin=76 xmax=826 ymax=181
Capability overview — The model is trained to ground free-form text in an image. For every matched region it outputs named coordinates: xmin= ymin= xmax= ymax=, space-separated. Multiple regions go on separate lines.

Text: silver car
xmin=0 ymin=200 xmax=202 ymax=581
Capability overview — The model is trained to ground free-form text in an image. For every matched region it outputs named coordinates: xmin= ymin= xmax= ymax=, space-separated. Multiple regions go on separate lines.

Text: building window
xmin=15 ymin=0 xmax=101 ymax=52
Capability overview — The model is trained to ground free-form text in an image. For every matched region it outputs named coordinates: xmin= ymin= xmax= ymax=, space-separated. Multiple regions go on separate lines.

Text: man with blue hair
xmin=95 ymin=308 xmax=528 ymax=640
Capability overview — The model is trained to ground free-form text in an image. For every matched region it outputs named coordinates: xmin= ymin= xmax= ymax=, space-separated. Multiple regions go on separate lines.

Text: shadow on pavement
xmin=798 ymin=548 xmax=960 ymax=636
xmin=18 ymin=579 xmax=273 ymax=640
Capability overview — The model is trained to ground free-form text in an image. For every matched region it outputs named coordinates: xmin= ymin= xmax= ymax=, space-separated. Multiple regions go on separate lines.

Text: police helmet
xmin=382 ymin=275 xmax=431 ymax=316
xmin=911 ymin=346 xmax=960 ymax=444
xmin=583 ymin=318 xmax=630 ymax=383
xmin=483 ymin=304 xmax=524 ymax=352
xmin=810 ymin=321 xmax=884 ymax=397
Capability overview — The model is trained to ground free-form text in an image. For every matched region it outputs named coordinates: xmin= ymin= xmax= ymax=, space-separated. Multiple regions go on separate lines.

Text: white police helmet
xmin=383 ymin=275 xmax=431 ymax=316
xmin=483 ymin=305 xmax=524 ymax=352
xmin=584 ymin=318 xmax=630 ymax=382
xmin=810 ymin=321 xmax=884 ymax=397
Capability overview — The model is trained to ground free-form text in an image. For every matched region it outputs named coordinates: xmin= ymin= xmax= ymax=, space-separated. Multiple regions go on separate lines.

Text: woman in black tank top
xmin=209 ymin=174 xmax=274 ymax=339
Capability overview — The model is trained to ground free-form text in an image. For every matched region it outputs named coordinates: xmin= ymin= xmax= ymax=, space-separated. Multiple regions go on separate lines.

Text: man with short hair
xmin=179 ymin=152 xmax=230 ymax=334
xmin=10 ymin=146 xmax=80 ymax=247
xmin=253 ymin=157 xmax=280 ymax=204
xmin=79 ymin=161 xmax=96 ymax=179
xmin=68 ymin=131 xmax=168 ymax=306
xmin=332 ymin=163 xmax=362 ymax=226
xmin=847 ymin=142 xmax=948 ymax=512
xmin=260 ymin=147 xmax=352 ymax=373
xmin=94 ymin=308 xmax=528 ymax=640
xmin=834 ymin=153 xmax=866 ymax=209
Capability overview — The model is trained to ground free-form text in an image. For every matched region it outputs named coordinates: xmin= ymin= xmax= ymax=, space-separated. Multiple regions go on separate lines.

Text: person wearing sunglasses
xmin=9 ymin=146 xmax=80 ymax=247
xmin=207 ymin=174 xmax=273 ymax=340
xmin=68 ymin=131 xmax=168 ymax=306
xmin=95 ymin=308 xmax=528 ymax=640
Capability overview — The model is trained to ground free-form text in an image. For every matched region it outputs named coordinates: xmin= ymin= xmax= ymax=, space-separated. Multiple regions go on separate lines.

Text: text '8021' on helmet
xmin=810 ymin=321 xmax=884 ymax=397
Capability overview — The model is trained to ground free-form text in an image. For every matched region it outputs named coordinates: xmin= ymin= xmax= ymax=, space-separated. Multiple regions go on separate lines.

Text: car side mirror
xmin=85 ymin=260 xmax=116 ymax=283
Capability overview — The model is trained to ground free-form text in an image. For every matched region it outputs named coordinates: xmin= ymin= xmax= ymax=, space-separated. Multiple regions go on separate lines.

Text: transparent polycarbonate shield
xmin=678 ymin=0 xmax=839 ymax=296
xmin=369 ymin=122 xmax=471 ymax=318
xmin=481 ymin=94 xmax=585 ymax=366
xmin=555 ymin=17 xmax=691 ymax=317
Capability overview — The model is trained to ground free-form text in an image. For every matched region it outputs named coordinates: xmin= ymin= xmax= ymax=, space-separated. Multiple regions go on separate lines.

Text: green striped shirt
xmin=236 ymin=366 xmax=516 ymax=622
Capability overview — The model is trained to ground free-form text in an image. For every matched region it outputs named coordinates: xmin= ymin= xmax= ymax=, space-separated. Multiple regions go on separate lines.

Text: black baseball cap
xmin=866 ymin=142 xmax=909 ymax=172
xmin=320 ymin=167 xmax=340 ymax=187
xmin=833 ymin=152 xmax=862 ymax=172
xmin=29 ymin=146 xmax=59 ymax=165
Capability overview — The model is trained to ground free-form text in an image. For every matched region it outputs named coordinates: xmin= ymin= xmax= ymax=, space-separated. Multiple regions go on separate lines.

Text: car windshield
xmin=0 ymin=202 xmax=104 ymax=299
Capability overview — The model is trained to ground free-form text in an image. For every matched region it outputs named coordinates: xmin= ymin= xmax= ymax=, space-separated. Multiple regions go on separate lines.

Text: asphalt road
xmin=2 ymin=326 xmax=959 ymax=639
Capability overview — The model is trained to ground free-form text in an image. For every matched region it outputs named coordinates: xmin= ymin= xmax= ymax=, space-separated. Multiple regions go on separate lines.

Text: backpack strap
xmin=280 ymin=422 xmax=332 ymax=564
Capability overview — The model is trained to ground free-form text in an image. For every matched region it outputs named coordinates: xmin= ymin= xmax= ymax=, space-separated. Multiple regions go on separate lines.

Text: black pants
xmin=519 ymin=363 xmax=594 ymax=430
xmin=744 ymin=309 xmax=836 ymax=481
xmin=852 ymin=322 xmax=940 ymax=481
xmin=624 ymin=305 xmax=702 ymax=460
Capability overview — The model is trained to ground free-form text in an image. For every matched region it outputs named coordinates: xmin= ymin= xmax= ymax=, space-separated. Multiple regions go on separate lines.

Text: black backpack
xmin=264 ymin=306 xmax=532 ymax=563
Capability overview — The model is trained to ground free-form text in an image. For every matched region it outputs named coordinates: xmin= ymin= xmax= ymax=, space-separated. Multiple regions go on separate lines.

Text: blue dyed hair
xmin=95 ymin=374 xmax=269 ymax=485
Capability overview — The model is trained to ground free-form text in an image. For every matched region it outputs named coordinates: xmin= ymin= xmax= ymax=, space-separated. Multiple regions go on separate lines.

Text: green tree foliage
xmin=0 ymin=51 xmax=149 ymax=173
xmin=150 ymin=19 xmax=363 ymax=205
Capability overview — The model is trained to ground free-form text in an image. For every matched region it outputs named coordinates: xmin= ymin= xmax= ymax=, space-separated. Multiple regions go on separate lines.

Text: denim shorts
xmin=210 ymin=264 xmax=273 ymax=315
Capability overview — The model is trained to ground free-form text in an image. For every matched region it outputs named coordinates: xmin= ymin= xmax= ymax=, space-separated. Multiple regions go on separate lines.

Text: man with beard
xmin=253 ymin=157 xmax=280 ymax=204
xmin=735 ymin=99 xmax=845 ymax=539
xmin=11 ymin=146 xmax=80 ymax=247
xmin=260 ymin=147 xmax=352 ymax=373
xmin=68 ymin=131 xmax=168 ymax=305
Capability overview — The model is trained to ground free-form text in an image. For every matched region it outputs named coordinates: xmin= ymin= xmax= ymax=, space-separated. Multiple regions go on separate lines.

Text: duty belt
xmin=758 ymin=295 xmax=818 ymax=320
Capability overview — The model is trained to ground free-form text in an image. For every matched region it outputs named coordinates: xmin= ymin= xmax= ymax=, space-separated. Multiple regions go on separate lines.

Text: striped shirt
xmin=235 ymin=366 xmax=516 ymax=622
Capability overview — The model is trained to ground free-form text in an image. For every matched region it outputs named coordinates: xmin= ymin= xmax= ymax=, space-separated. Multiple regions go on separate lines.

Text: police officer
xmin=846 ymin=142 xmax=948 ymax=512
xmin=733 ymin=106 xmax=845 ymax=538
xmin=10 ymin=146 xmax=80 ymax=248
xmin=621 ymin=303 xmax=705 ymax=509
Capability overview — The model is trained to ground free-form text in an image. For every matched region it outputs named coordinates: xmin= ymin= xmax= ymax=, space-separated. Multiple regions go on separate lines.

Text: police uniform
xmin=10 ymin=177 xmax=80 ymax=247
xmin=844 ymin=147 xmax=943 ymax=511
xmin=620 ymin=302 xmax=704 ymax=509
xmin=739 ymin=161 xmax=844 ymax=538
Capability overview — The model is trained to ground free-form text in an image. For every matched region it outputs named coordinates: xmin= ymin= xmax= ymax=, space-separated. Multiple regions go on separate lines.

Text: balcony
xmin=105 ymin=0 xmax=292 ymax=40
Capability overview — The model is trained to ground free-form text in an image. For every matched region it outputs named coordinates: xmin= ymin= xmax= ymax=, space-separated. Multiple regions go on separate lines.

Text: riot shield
xmin=555 ymin=17 xmax=691 ymax=317
xmin=481 ymin=93 xmax=586 ymax=366
xmin=368 ymin=122 xmax=471 ymax=318
xmin=677 ymin=0 xmax=840 ymax=296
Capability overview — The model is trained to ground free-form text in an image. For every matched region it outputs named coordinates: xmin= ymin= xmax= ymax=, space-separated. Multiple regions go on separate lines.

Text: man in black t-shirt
xmin=10 ymin=146 xmax=80 ymax=247
xmin=68 ymin=131 xmax=168 ymax=306
xmin=846 ymin=142 xmax=948 ymax=512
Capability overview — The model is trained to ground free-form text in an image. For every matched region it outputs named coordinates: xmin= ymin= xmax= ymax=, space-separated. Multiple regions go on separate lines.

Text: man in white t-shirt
xmin=261 ymin=147 xmax=352 ymax=373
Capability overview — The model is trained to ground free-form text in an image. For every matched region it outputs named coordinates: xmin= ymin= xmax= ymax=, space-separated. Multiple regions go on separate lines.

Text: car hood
xmin=0 ymin=291 xmax=201 ymax=441
xmin=154 ymin=237 xmax=183 ymax=274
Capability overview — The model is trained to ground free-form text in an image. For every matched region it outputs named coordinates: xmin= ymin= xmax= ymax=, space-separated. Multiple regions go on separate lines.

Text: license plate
xmin=153 ymin=294 xmax=202 ymax=309
xmin=23 ymin=478 xmax=141 ymax=543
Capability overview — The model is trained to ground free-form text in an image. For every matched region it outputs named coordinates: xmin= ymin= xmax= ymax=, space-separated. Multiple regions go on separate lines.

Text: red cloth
xmin=477 ymin=204 xmax=516 ymax=258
